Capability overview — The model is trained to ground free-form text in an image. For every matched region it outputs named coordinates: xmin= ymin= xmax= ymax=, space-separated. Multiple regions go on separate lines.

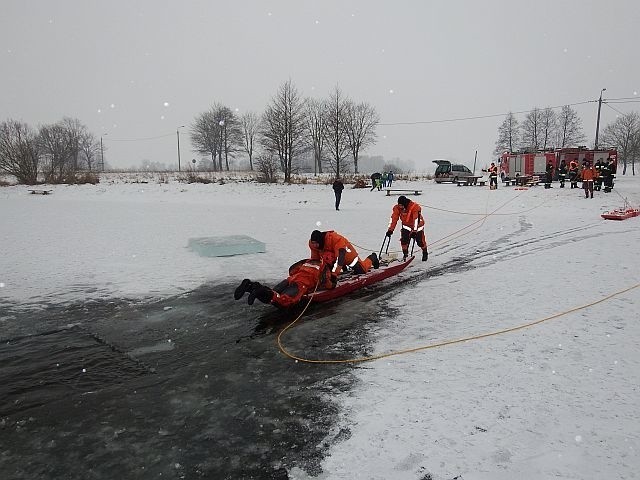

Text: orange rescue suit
xmin=309 ymin=230 xmax=372 ymax=275
xmin=388 ymin=199 xmax=428 ymax=257
xmin=271 ymin=259 xmax=333 ymax=308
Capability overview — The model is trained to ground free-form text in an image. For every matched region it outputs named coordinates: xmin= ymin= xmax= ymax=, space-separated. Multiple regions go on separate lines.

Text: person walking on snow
xmin=332 ymin=178 xmax=344 ymax=211
xmin=309 ymin=230 xmax=379 ymax=286
xmin=234 ymin=253 xmax=336 ymax=308
xmin=370 ymin=172 xmax=381 ymax=191
xmin=386 ymin=195 xmax=429 ymax=262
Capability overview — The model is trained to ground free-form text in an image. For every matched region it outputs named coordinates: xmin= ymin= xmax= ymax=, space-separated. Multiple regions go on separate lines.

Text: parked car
xmin=433 ymin=160 xmax=474 ymax=183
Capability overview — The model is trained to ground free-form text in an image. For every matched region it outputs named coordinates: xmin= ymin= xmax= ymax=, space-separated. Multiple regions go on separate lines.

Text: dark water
xmin=0 ymin=280 xmax=400 ymax=480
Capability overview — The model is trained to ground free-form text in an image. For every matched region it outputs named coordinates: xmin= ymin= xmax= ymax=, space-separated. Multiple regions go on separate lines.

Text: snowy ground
xmin=1 ymin=173 xmax=639 ymax=479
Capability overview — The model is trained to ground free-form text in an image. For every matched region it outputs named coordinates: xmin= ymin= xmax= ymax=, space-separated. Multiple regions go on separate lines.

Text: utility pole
xmin=594 ymin=88 xmax=606 ymax=150
xmin=100 ymin=133 xmax=108 ymax=171
xmin=176 ymin=125 xmax=185 ymax=171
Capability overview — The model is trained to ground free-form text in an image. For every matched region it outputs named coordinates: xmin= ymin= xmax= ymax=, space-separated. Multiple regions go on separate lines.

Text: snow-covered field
xmin=1 ymin=173 xmax=639 ymax=479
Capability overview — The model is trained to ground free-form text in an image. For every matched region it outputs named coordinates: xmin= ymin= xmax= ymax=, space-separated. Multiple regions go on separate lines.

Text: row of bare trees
xmin=600 ymin=111 xmax=640 ymax=175
xmin=494 ymin=105 xmax=586 ymax=155
xmin=189 ymin=81 xmax=380 ymax=182
xmin=494 ymin=106 xmax=639 ymax=175
xmin=0 ymin=117 xmax=101 ymax=184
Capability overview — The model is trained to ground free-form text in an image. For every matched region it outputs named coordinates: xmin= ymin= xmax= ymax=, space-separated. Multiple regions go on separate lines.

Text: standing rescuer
xmin=386 ymin=195 xmax=429 ymax=262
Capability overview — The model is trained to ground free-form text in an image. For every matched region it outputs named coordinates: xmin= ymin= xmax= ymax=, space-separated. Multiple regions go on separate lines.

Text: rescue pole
xmin=379 ymin=235 xmax=391 ymax=258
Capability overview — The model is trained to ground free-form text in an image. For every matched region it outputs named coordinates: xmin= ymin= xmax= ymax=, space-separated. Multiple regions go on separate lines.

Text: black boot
xmin=368 ymin=253 xmax=380 ymax=269
xmin=249 ymin=286 xmax=274 ymax=305
xmin=422 ymin=249 xmax=429 ymax=262
xmin=234 ymin=279 xmax=253 ymax=300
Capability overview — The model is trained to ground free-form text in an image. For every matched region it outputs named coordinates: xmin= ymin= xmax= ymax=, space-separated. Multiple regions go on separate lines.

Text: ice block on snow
xmin=188 ymin=235 xmax=266 ymax=257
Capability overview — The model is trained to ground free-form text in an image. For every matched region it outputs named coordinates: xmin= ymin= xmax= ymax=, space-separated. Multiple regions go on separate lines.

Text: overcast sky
xmin=2 ymin=0 xmax=639 ymax=172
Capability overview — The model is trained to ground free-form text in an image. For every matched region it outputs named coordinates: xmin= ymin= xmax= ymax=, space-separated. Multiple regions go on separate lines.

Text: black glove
xmin=410 ymin=231 xmax=417 ymax=239
xmin=386 ymin=230 xmax=393 ymax=237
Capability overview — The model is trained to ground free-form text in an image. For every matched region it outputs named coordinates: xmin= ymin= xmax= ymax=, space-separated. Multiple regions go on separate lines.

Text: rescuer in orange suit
xmin=581 ymin=160 xmax=597 ymax=199
xmin=488 ymin=162 xmax=498 ymax=190
xmin=386 ymin=195 xmax=429 ymax=262
xmin=308 ymin=230 xmax=379 ymax=286
xmin=234 ymin=253 xmax=336 ymax=308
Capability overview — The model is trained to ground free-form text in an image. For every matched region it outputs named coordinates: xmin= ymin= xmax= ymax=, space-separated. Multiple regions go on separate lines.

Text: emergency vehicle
xmin=498 ymin=147 xmax=617 ymax=179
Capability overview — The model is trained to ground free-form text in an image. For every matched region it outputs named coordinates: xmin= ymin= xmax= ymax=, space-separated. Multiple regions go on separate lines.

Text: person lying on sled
xmin=308 ymin=230 xmax=379 ymax=282
xmin=234 ymin=252 xmax=336 ymax=308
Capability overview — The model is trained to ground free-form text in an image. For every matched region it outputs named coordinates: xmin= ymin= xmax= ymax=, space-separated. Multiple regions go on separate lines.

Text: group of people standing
xmin=370 ymin=171 xmax=395 ymax=191
xmin=234 ymin=193 xmax=429 ymax=309
xmin=550 ymin=157 xmax=616 ymax=198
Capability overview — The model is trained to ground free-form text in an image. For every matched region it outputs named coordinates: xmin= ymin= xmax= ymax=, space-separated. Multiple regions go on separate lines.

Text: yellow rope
xmin=277 ymin=282 xmax=640 ymax=364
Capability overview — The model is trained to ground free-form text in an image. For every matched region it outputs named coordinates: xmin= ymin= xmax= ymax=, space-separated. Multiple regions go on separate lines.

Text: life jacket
xmin=581 ymin=167 xmax=597 ymax=181
xmin=388 ymin=200 xmax=425 ymax=234
xmin=309 ymin=231 xmax=364 ymax=274
xmin=489 ymin=164 xmax=498 ymax=176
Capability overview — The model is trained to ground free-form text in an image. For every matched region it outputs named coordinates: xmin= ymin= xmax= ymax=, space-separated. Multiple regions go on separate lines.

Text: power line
xmin=103 ymin=132 xmax=176 ymax=142
xmin=605 ymin=100 xmax=640 ymax=104
xmin=604 ymin=96 xmax=640 ymax=101
xmin=379 ymin=100 xmax=597 ymax=126
xmin=604 ymin=102 xmax=627 ymax=116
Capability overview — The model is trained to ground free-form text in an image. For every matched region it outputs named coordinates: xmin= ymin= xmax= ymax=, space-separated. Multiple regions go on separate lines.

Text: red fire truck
xmin=499 ymin=147 xmax=617 ymax=179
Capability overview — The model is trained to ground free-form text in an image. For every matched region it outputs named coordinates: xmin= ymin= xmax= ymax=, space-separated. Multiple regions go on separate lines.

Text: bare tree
xmin=190 ymin=107 xmax=221 ymax=171
xmin=255 ymin=152 xmax=279 ymax=183
xmin=216 ymin=106 xmax=242 ymax=171
xmin=39 ymin=122 xmax=78 ymax=183
xmin=555 ymin=105 xmax=585 ymax=148
xmin=0 ymin=120 xmax=40 ymax=184
xmin=540 ymin=108 xmax=557 ymax=150
xmin=324 ymin=86 xmax=351 ymax=178
xmin=60 ymin=117 xmax=86 ymax=171
xmin=305 ymin=98 xmax=328 ymax=175
xmin=78 ymin=130 xmax=101 ymax=171
xmin=494 ymin=112 xmax=520 ymax=155
xmin=600 ymin=111 xmax=640 ymax=175
xmin=240 ymin=111 xmax=261 ymax=170
xmin=521 ymin=108 xmax=544 ymax=151
xmin=344 ymin=100 xmax=379 ymax=174
xmin=261 ymin=80 xmax=307 ymax=183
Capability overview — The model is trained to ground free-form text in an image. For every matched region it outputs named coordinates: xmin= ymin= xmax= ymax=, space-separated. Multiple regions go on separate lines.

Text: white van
xmin=433 ymin=160 xmax=474 ymax=183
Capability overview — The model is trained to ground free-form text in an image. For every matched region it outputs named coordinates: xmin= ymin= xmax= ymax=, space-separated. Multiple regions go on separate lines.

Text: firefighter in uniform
xmin=594 ymin=159 xmax=605 ymax=191
xmin=234 ymin=253 xmax=336 ymax=308
xmin=386 ymin=195 xmax=429 ymax=262
xmin=581 ymin=160 xmax=597 ymax=199
xmin=488 ymin=162 xmax=498 ymax=190
xmin=545 ymin=161 xmax=554 ymax=189
xmin=568 ymin=160 xmax=579 ymax=189
xmin=309 ymin=230 xmax=378 ymax=285
xmin=602 ymin=157 xmax=615 ymax=192
xmin=557 ymin=159 xmax=568 ymax=188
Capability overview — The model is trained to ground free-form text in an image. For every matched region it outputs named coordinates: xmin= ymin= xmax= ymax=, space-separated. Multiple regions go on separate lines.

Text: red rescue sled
xmin=601 ymin=207 xmax=640 ymax=221
xmin=306 ymin=256 xmax=416 ymax=303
